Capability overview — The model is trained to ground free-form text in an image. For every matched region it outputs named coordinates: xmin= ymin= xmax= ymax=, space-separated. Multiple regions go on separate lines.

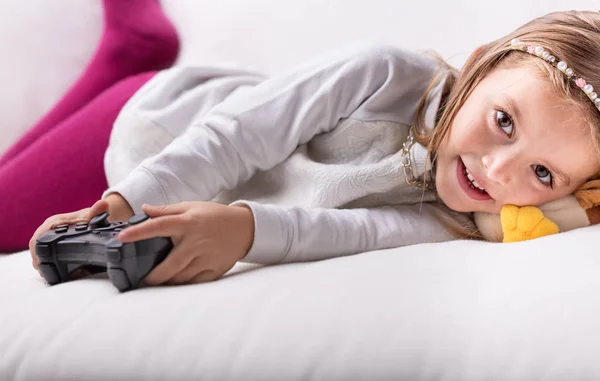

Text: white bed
xmin=2 ymin=0 xmax=600 ymax=380
xmin=2 ymin=227 xmax=600 ymax=380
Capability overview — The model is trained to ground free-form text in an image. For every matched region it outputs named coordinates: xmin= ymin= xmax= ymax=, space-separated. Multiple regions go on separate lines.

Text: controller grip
xmin=107 ymin=236 xmax=173 ymax=292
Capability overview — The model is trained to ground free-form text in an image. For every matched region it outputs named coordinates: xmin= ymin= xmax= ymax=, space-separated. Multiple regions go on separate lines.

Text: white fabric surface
xmin=2 ymin=226 xmax=600 ymax=380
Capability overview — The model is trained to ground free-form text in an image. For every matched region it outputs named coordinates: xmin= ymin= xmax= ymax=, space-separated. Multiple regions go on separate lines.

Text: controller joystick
xmin=89 ymin=212 xmax=110 ymax=228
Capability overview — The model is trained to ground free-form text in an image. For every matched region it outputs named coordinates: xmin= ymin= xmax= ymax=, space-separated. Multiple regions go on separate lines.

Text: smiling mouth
xmin=457 ymin=158 xmax=493 ymax=201
xmin=463 ymin=165 xmax=487 ymax=194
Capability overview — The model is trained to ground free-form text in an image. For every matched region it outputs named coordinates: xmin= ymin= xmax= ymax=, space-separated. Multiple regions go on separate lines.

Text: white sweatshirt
xmin=102 ymin=43 xmax=473 ymax=264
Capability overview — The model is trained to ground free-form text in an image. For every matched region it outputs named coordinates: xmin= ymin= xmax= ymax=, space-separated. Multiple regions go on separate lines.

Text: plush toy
xmin=475 ymin=179 xmax=600 ymax=243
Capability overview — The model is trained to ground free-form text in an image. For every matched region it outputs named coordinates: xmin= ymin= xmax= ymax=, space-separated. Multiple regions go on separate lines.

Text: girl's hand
xmin=118 ymin=201 xmax=255 ymax=285
xmin=29 ymin=199 xmax=110 ymax=271
xmin=29 ymin=193 xmax=134 ymax=274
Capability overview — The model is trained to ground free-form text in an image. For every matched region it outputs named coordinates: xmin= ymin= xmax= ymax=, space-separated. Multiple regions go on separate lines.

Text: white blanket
xmin=2 ymin=227 xmax=600 ymax=381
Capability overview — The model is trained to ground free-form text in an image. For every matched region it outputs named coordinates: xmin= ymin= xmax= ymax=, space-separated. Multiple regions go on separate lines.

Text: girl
xmin=20 ymin=9 xmax=600 ymax=286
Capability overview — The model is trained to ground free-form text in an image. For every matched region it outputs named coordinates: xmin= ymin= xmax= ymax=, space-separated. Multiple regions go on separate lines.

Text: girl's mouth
xmin=457 ymin=158 xmax=492 ymax=201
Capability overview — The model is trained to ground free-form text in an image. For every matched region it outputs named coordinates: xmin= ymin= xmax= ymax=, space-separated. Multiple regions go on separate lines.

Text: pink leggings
xmin=0 ymin=72 xmax=156 ymax=253
xmin=0 ymin=0 xmax=179 ymax=253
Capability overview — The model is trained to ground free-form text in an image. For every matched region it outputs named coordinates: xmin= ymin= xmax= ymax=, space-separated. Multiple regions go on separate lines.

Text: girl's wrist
xmin=232 ymin=204 xmax=255 ymax=260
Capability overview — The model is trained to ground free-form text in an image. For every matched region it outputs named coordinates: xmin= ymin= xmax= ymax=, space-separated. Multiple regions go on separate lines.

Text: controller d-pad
xmin=128 ymin=214 xmax=150 ymax=226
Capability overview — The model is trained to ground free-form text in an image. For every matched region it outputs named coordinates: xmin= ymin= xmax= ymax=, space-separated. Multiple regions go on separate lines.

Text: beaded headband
xmin=509 ymin=38 xmax=600 ymax=111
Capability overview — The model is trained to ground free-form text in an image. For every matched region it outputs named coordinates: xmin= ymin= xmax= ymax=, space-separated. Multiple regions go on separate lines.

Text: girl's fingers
xmin=29 ymin=223 xmax=49 ymax=257
xmin=143 ymin=244 xmax=196 ymax=286
xmin=30 ymin=200 xmax=110 ymax=270
xmin=29 ymin=209 xmax=90 ymax=266
xmin=118 ymin=214 xmax=182 ymax=243
xmin=165 ymin=256 xmax=209 ymax=285
xmin=89 ymin=199 xmax=110 ymax=218
xmin=142 ymin=203 xmax=190 ymax=217
xmin=189 ymin=269 xmax=219 ymax=284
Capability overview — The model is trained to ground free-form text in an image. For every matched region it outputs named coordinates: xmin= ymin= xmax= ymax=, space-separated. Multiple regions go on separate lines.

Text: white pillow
xmin=1 ymin=225 xmax=600 ymax=380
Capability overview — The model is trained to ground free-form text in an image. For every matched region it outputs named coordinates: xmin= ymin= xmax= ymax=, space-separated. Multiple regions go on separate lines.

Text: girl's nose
xmin=481 ymin=151 xmax=513 ymax=186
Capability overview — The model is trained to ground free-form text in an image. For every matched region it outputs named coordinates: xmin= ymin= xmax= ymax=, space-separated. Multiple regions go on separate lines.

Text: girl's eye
xmin=492 ymin=108 xmax=554 ymax=189
xmin=532 ymin=164 xmax=553 ymax=188
xmin=496 ymin=110 xmax=514 ymax=137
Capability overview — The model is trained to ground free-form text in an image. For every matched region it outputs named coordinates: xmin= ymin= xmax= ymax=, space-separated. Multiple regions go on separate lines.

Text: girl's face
xmin=435 ymin=66 xmax=600 ymax=214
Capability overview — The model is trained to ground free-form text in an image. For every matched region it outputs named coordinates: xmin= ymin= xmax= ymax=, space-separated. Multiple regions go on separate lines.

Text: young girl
xmin=18 ymin=9 xmax=600 ymax=286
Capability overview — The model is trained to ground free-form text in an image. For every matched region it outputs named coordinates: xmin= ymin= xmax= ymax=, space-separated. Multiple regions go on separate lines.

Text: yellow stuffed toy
xmin=500 ymin=205 xmax=559 ymax=243
xmin=475 ymin=179 xmax=600 ymax=243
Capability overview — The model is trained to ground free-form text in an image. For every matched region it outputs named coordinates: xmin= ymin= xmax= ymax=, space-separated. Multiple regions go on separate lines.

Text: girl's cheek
xmin=455 ymin=119 xmax=482 ymax=146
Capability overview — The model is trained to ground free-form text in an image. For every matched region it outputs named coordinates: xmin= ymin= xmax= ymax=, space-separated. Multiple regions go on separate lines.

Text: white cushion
xmin=1 ymin=226 xmax=600 ymax=380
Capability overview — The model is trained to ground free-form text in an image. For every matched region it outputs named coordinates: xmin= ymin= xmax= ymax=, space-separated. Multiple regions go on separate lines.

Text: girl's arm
xmin=103 ymin=43 xmax=440 ymax=214
xmin=114 ymin=200 xmax=467 ymax=284
xmin=234 ymin=201 xmax=467 ymax=264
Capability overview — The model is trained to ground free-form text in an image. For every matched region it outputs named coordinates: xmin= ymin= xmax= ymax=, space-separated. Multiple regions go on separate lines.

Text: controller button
xmin=109 ymin=268 xmax=131 ymax=292
xmin=55 ymin=226 xmax=68 ymax=234
xmin=55 ymin=224 xmax=69 ymax=229
xmin=75 ymin=224 xmax=88 ymax=231
xmin=90 ymin=212 xmax=110 ymax=228
xmin=128 ymin=214 xmax=150 ymax=226
xmin=39 ymin=263 xmax=61 ymax=285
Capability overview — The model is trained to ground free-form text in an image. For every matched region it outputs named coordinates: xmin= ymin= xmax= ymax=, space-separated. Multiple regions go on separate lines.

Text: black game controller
xmin=35 ymin=212 xmax=173 ymax=292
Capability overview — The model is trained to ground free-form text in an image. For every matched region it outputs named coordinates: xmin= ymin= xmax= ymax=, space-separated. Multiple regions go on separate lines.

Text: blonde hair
xmin=413 ymin=10 xmax=600 ymax=240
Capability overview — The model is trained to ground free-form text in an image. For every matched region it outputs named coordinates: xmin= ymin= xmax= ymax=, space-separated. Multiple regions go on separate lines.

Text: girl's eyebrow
xmin=545 ymin=162 xmax=571 ymax=188
xmin=501 ymin=93 xmax=522 ymax=125
xmin=501 ymin=93 xmax=571 ymax=188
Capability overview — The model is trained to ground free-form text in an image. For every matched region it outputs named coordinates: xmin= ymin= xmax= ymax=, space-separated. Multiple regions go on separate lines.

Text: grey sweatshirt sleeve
xmin=104 ymin=43 xmax=439 ymax=213
xmin=233 ymin=201 xmax=459 ymax=264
